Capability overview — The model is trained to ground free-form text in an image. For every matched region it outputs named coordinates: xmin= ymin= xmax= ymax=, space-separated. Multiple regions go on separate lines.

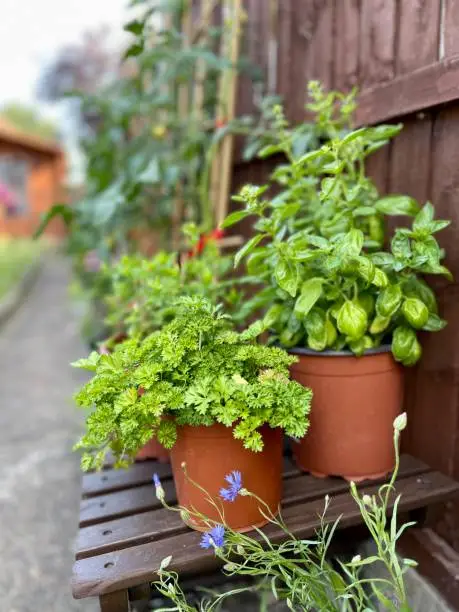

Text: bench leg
xmin=99 ymin=589 xmax=131 ymax=612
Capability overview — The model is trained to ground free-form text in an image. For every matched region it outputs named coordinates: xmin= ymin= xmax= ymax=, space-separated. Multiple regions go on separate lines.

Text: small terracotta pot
xmin=170 ymin=423 xmax=283 ymax=532
xmin=136 ymin=436 xmax=169 ymax=462
xmin=290 ymin=346 xmax=403 ymax=482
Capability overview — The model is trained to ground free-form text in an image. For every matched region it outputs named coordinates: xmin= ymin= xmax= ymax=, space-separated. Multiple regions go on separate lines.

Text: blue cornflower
xmin=200 ymin=525 xmax=225 ymax=550
xmin=219 ymin=470 xmax=242 ymax=502
xmin=152 ymin=473 xmax=165 ymax=501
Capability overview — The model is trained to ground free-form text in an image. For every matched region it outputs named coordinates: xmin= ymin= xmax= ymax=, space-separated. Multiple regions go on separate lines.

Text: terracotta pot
xmin=290 ymin=346 xmax=403 ymax=482
xmin=136 ymin=436 xmax=169 ymax=462
xmin=170 ymin=423 xmax=283 ymax=532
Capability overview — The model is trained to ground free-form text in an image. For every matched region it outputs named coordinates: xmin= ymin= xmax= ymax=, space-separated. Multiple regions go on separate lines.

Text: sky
xmin=0 ymin=0 xmax=130 ymax=181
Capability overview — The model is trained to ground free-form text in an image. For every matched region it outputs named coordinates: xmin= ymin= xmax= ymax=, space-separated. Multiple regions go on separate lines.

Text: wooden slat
xmin=334 ymin=0 xmax=360 ymax=91
xmin=72 ymin=469 xmax=459 ymax=599
xmin=396 ymin=0 xmax=440 ymax=74
xmin=79 ymin=481 xmax=173 ymax=528
xmin=387 ymin=113 xmax=434 ymax=461
xmin=305 ymin=0 xmax=334 ymax=90
xmin=405 ymin=106 xmax=459 ymax=552
xmin=359 ymin=0 xmax=396 ymax=88
xmin=83 ymin=456 xmax=298 ymax=499
xmin=443 ymin=0 xmax=459 ymax=58
xmin=400 ymin=527 xmax=459 ymax=610
xmin=76 ymin=455 xmax=428 ymax=558
xmin=356 ymin=55 xmax=459 ymax=127
xmin=287 ymin=0 xmax=313 ymax=122
xmin=275 ymin=0 xmax=293 ymax=104
xmin=82 ymin=462 xmax=172 ymax=498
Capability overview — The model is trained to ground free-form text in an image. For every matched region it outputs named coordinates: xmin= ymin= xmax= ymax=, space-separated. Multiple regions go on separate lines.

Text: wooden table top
xmin=72 ymin=454 xmax=459 ymax=601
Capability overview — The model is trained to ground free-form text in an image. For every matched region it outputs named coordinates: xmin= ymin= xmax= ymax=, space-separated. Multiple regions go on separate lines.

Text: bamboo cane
xmin=193 ymin=0 xmax=213 ymax=120
xmin=214 ymin=0 xmax=243 ymax=227
xmin=172 ymin=0 xmax=194 ymax=250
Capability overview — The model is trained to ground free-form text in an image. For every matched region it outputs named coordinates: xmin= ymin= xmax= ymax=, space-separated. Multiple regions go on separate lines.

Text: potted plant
xmin=96 ymin=230 xmax=252 ymax=462
xmin=223 ymin=87 xmax=450 ymax=482
xmin=73 ymin=297 xmax=312 ymax=531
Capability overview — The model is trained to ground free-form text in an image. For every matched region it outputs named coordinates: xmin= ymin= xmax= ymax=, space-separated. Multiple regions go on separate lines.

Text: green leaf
xmin=263 ymin=304 xmax=283 ymax=328
xmin=370 ymin=315 xmax=391 ymax=335
xmin=392 ymin=326 xmax=422 ymax=366
xmin=124 ymin=42 xmax=144 ymax=58
xmin=294 ymin=278 xmax=324 ymax=318
xmin=367 ymin=123 xmax=403 ymax=141
xmin=370 ymin=252 xmax=395 ymax=268
xmin=422 ymin=263 xmax=453 ymax=280
xmin=240 ymin=319 xmax=265 ymax=340
xmin=430 ymin=219 xmax=450 ymax=233
xmin=33 ymin=204 xmax=74 ymax=238
xmin=402 ymin=297 xmax=429 ymax=329
xmin=340 ymin=127 xmax=367 ymax=145
xmin=234 ymin=234 xmax=265 ymax=268
xmin=413 ymin=201 xmax=434 ymax=231
xmin=71 ymin=351 xmax=100 ymax=371
xmin=124 ymin=19 xmax=145 ymax=35
xmin=258 ymin=144 xmax=281 ymax=158
xmin=391 ymin=233 xmax=412 ymax=259
xmin=336 ymin=229 xmax=364 ymax=257
xmin=297 ymin=149 xmax=324 ymax=165
xmin=353 ymin=206 xmax=377 ymax=217
xmin=139 ymin=158 xmax=160 ymax=183
xmin=337 ymin=301 xmax=368 ymax=340
xmin=274 ymin=257 xmax=300 ymax=297
xmin=422 ymin=313 xmax=447 ymax=332
xmin=376 ymin=284 xmax=403 ymax=317
xmin=375 ymin=195 xmax=420 ymax=216
xmin=372 ymin=268 xmax=389 ymax=288
xmin=220 ymin=210 xmax=250 ymax=229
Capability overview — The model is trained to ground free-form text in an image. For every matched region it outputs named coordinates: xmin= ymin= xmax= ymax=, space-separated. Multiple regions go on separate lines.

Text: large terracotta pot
xmin=136 ymin=436 xmax=169 ymax=462
xmin=170 ymin=423 xmax=283 ymax=532
xmin=290 ymin=346 xmax=403 ymax=482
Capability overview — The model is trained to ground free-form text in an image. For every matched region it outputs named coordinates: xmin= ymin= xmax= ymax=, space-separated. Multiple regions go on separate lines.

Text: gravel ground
xmin=0 ymin=257 xmax=98 ymax=612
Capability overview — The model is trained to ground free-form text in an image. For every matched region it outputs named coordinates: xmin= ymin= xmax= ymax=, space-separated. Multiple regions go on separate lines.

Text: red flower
xmin=188 ymin=228 xmax=225 ymax=257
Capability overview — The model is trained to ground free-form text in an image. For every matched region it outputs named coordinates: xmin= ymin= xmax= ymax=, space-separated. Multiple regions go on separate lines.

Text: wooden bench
xmin=71 ymin=455 xmax=459 ymax=611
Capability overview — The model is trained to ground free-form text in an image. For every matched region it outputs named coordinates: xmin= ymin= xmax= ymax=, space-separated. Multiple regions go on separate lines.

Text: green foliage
xmin=102 ymin=238 xmax=251 ymax=341
xmin=222 ymin=83 xmax=450 ymax=365
xmin=36 ymin=0 xmax=258 ymax=260
xmin=154 ymin=416 xmax=415 ymax=611
xmin=0 ymin=103 xmax=58 ymax=140
xmin=74 ymin=297 xmax=312 ymax=469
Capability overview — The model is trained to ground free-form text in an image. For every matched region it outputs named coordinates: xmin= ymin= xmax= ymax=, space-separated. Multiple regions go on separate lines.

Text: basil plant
xmin=223 ymin=115 xmax=451 ymax=365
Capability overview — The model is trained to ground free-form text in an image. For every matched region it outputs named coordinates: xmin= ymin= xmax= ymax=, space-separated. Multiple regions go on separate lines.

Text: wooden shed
xmin=0 ymin=118 xmax=65 ymax=237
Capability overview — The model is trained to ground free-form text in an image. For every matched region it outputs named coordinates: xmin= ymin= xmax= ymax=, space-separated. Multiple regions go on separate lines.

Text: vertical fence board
xmin=334 ymin=0 xmax=360 ymax=91
xmin=396 ymin=0 xmax=441 ymax=73
xmin=236 ymin=0 xmax=254 ymax=117
xmin=413 ymin=107 xmax=459 ymax=552
xmin=404 ymin=107 xmax=459 ymax=552
xmin=359 ymin=0 xmax=397 ymax=192
xmin=276 ymin=0 xmax=293 ymax=103
xmin=306 ymin=0 xmax=335 ymax=90
xmin=443 ymin=0 xmax=459 ymax=57
xmin=388 ymin=114 xmax=434 ymax=456
xmin=359 ymin=0 xmax=396 ymax=87
xmin=286 ymin=0 xmax=314 ymax=122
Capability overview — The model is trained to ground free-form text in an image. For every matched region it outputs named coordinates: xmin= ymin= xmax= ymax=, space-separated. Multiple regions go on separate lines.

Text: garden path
xmin=0 ymin=256 xmax=98 ymax=612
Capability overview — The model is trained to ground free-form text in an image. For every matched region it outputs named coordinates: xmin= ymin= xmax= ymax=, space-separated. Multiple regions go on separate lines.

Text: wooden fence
xmin=225 ymin=1 xmax=459 ymax=604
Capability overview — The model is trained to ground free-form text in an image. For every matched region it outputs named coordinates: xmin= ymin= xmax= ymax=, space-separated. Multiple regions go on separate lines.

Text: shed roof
xmin=0 ymin=118 xmax=63 ymax=156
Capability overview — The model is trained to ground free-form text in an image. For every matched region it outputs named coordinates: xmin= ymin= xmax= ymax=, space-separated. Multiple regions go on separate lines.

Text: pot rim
xmin=287 ymin=344 xmax=392 ymax=358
